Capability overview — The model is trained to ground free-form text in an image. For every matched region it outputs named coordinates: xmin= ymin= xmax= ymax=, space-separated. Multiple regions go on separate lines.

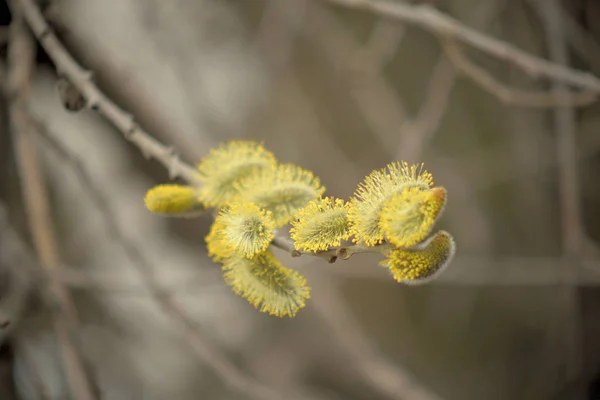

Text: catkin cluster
xmin=144 ymin=140 xmax=455 ymax=317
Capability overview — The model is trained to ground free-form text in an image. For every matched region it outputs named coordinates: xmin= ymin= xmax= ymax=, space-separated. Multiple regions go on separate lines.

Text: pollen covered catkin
xmin=145 ymin=140 xmax=455 ymax=317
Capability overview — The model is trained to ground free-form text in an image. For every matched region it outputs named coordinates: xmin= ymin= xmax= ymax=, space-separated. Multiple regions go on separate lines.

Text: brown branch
xmin=16 ymin=0 xmax=199 ymax=184
xmin=307 ymin=3 xmax=409 ymax=149
xmin=323 ymin=0 xmax=600 ymax=91
xmin=442 ymin=39 xmax=598 ymax=107
xmin=355 ymin=20 xmax=407 ymax=76
xmin=396 ymin=55 xmax=456 ymax=162
xmin=7 ymin=5 xmax=95 ymax=400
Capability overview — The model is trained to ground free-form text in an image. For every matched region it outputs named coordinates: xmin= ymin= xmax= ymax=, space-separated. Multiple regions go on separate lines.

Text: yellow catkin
xmin=348 ymin=161 xmax=434 ymax=246
xmin=144 ymin=184 xmax=204 ymax=216
xmin=234 ymin=163 xmax=325 ymax=227
xmin=222 ymin=252 xmax=311 ymax=317
xmin=290 ymin=197 xmax=350 ymax=252
xmin=197 ymin=140 xmax=277 ymax=207
xmin=215 ymin=202 xmax=275 ymax=259
xmin=379 ymin=187 xmax=447 ymax=249
xmin=205 ymin=220 xmax=233 ymax=263
xmin=381 ymin=230 xmax=455 ymax=284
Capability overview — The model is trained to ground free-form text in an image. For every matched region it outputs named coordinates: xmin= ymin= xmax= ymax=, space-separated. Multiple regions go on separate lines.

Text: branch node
xmin=166 ymin=147 xmax=181 ymax=179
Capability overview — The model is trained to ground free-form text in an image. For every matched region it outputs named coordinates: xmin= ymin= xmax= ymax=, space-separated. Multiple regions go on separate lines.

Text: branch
xmin=7 ymin=5 xmax=96 ymax=399
xmin=16 ymin=0 xmax=199 ymax=184
xmin=271 ymin=234 xmax=392 ymax=263
xmin=323 ymin=0 xmax=600 ymax=92
xmin=442 ymin=38 xmax=598 ymax=107
xmin=395 ymin=55 xmax=456 ymax=162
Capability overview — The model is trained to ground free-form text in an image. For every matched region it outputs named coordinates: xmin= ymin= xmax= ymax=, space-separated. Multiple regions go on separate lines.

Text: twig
xmin=307 ymin=3 xmax=409 ymax=150
xmin=16 ymin=0 xmax=199 ymax=184
xmin=442 ymin=39 xmax=598 ymax=107
xmin=323 ymin=0 xmax=600 ymax=91
xmin=7 ymin=5 xmax=95 ymax=400
xmin=396 ymin=55 xmax=456 ymax=162
xmin=354 ymin=20 xmax=407 ymax=76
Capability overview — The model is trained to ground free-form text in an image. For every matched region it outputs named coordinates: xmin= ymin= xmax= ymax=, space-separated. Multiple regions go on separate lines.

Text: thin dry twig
xmin=442 ymin=38 xmax=598 ymax=107
xmin=396 ymin=55 xmax=456 ymax=162
xmin=7 ymin=5 xmax=95 ymax=400
xmin=324 ymin=0 xmax=600 ymax=91
xmin=307 ymin=3 xmax=409 ymax=149
xmin=16 ymin=0 xmax=198 ymax=184
xmin=355 ymin=20 xmax=407 ymax=75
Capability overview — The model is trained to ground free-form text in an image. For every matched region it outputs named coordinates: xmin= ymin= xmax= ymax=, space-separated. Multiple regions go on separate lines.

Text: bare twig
xmin=355 ymin=20 xmax=407 ymax=75
xmin=307 ymin=3 xmax=409 ymax=149
xmin=396 ymin=56 xmax=456 ymax=162
xmin=16 ymin=0 xmax=199 ymax=184
xmin=323 ymin=0 xmax=600 ymax=91
xmin=7 ymin=5 xmax=95 ymax=400
xmin=442 ymin=39 xmax=598 ymax=107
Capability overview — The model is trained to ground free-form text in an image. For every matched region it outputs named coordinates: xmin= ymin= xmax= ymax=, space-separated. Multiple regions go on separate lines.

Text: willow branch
xmin=271 ymin=235 xmax=392 ymax=263
xmin=442 ymin=38 xmax=598 ymax=107
xmin=16 ymin=0 xmax=198 ymax=184
xmin=7 ymin=5 xmax=95 ymax=399
xmin=324 ymin=0 xmax=600 ymax=92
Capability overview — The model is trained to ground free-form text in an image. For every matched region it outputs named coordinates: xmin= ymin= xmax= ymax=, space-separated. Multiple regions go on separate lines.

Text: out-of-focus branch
xmin=16 ymin=0 xmax=199 ymax=184
xmin=354 ymin=20 xmax=407 ymax=76
xmin=442 ymin=39 xmax=598 ymax=107
xmin=534 ymin=0 xmax=583 ymax=258
xmin=323 ymin=0 xmax=600 ymax=92
xmin=395 ymin=56 xmax=456 ymax=162
xmin=307 ymin=4 xmax=409 ymax=149
xmin=7 ymin=5 xmax=95 ymax=400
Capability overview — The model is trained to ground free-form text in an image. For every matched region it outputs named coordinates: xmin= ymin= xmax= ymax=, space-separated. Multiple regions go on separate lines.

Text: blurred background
xmin=2 ymin=0 xmax=600 ymax=399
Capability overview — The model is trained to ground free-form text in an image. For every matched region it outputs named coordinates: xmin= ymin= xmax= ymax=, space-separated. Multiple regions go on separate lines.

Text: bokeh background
xmin=2 ymin=0 xmax=600 ymax=399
